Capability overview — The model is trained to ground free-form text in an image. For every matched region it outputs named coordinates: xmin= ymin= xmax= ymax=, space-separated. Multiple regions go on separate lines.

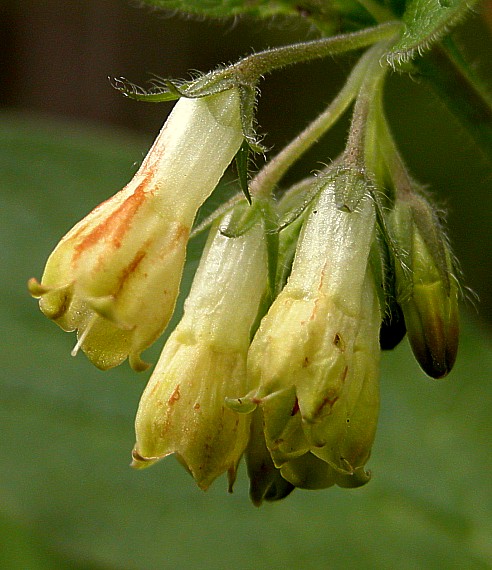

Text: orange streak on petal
xmin=114 ymin=247 xmax=148 ymax=296
xmin=73 ymin=171 xmax=153 ymax=262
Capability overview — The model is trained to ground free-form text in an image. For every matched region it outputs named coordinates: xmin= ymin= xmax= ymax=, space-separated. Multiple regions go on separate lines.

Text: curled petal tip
xmin=27 ymin=277 xmax=50 ymax=298
xmin=130 ymin=448 xmax=161 ymax=469
xmin=335 ymin=466 xmax=372 ymax=489
xmin=85 ymin=296 xmax=132 ymax=331
xmin=129 ymin=352 xmax=151 ymax=372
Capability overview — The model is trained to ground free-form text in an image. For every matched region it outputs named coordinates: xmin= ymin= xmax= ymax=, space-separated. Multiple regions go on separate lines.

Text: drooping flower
xmin=230 ymin=169 xmax=382 ymax=490
xmin=132 ymin=204 xmax=268 ymax=490
xmin=29 ymin=89 xmax=244 ymax=370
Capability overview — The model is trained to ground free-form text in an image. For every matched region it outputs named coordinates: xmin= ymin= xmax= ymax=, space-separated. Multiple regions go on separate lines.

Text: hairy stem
xmin=343 ymin=40 xmax=393 ymax=170
xmin=249 ymin=45 xmax=384 ymax=200
xmin=234 ymin=22 xmax=402 ymax=81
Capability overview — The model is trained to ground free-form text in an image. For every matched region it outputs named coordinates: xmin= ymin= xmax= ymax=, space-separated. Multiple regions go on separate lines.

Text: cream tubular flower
xmin=244 ymin=171 xmax=380 ymax=485
xmin=304 ymin=267 xmax=381 ymax=484
xmin=29 ymin=89 xmax=243 ymax=370
xmin=248 ymin=173 xmax=376 ymax=417
xmin=259 ymin=270 xmax=380 ymax=489
xmin=132 ymin=206 xmax=268 ymax=490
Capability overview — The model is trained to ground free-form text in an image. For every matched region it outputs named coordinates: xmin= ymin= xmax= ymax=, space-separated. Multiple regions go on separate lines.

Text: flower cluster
xmin=30 ymin=40 xmax=461 ymax=505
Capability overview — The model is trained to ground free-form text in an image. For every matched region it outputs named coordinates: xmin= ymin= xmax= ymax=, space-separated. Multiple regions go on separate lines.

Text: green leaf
xmin=234 ymin=141 xmax=252 ymax=204
xmin=2 ymin=112 xmax=491 ymax=569
xmin=136 ymin=0 xmax=375 ymax=35
xmin=386 ymin=0 xmax=478 ymax=65
xmin=412 ymin=40 xmax=492 ymax=164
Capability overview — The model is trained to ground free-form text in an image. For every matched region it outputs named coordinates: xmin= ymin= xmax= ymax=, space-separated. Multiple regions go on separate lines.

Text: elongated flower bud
xmin=29 ymin=89 xmax=243 ymax=370
xmin=133 ymin=205 xmax=268 ymax=490
xmin=389 ymin=193 xmax=459 ymax=378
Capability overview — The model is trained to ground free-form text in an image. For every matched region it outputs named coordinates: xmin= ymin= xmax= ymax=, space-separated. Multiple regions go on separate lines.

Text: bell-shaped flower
xmin=29 ymin=89 xmax=244 ymax=370
xmin=389 ymin=192 xmax=459 ymax=378
xmin=243 ymin=267 xmax=380 ymax=489
xmin=231 ymin=169 xmax=382 ymax=489
xmin=132 ymin=205 xmax=268 ymax=490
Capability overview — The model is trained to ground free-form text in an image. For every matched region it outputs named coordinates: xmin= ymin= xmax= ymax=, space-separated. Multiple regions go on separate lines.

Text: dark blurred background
xmin=2 ymin=0 xmax=491 ymax=325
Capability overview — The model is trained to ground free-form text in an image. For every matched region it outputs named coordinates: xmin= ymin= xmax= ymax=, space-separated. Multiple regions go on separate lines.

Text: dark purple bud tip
xmin=407 ymin=315 xmax=459 ymax=379
xmin=403 ymin=287 xmax=460 ymax=379
xmin=379 ymin=302 xmax=406 ymax=350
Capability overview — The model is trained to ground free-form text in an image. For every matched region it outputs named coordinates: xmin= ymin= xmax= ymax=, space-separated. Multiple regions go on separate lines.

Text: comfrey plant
xmin=30 ymin=0 xmax=488 ymax=505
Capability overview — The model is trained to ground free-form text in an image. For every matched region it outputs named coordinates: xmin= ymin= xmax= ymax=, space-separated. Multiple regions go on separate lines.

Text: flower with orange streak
xmin=29 ymin=89 xmax=244 ymax=370
xmin=132 ymin=206 xmax=268 ymax=490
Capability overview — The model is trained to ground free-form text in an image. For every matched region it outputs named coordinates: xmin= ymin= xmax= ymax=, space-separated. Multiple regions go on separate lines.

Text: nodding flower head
xmin=29 ymin=89 xmax=243 ymax=371
xmin=132 ymin=204 xmax=268 ymax=490
xmin=230 ymin=169 xmax=382 ymax=491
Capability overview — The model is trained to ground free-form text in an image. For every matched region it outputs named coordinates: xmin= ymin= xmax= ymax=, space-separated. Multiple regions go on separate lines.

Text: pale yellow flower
xmin=133 ymin=206 xmax=268 ymax=490
xmin=234 ymin=171 xmax=381 ymax=488
xmin=29 ymin=89 xmax=243 ymax=370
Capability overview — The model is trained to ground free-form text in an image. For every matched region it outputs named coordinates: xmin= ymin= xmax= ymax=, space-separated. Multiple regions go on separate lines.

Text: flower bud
xmin=389 ymin=193 xmax=459 ymax=378
xmin=29 ymin=89 xmax=243 ymax=370
xmin=132 ymin=205 xmax=268 ymax=490
xmin=379 ymin=300 xmax=406 ymax=350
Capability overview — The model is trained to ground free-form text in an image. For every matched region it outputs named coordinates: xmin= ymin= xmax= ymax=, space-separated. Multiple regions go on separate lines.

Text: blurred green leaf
xmin=1 ymin=111 xmax=491 ymax=569
xmin=136 ymin=0 xmax=375 ymax=34
xmin=412 ymin=39 xmax=492 ymax=163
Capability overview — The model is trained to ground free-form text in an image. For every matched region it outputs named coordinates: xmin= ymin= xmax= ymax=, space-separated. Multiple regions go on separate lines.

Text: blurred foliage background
xmin=1 ymin=1 xmax=491 ymax=568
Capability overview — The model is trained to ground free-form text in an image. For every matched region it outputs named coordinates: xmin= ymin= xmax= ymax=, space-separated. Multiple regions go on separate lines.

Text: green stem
xmin=190 ymin=193 xmax=243 ymax=238
xmin=343 ymin=40 xmax=393 ymax=171
xmin=249 ymin=46 xmax=381 ymax=200
xmin=116 ymin=22 xmax=402 ymax=103
xmin=365 ymin=80 xmax=413 ymax=199
xmin=233 ymin=22 xmax=401 ymax=81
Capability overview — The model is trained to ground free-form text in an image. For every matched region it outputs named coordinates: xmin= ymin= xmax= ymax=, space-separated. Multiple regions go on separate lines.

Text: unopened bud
xmin=245 ymin=409 xmax=295 ymax=506
xmin=389 ymin=193 xmax=459 ymax=378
